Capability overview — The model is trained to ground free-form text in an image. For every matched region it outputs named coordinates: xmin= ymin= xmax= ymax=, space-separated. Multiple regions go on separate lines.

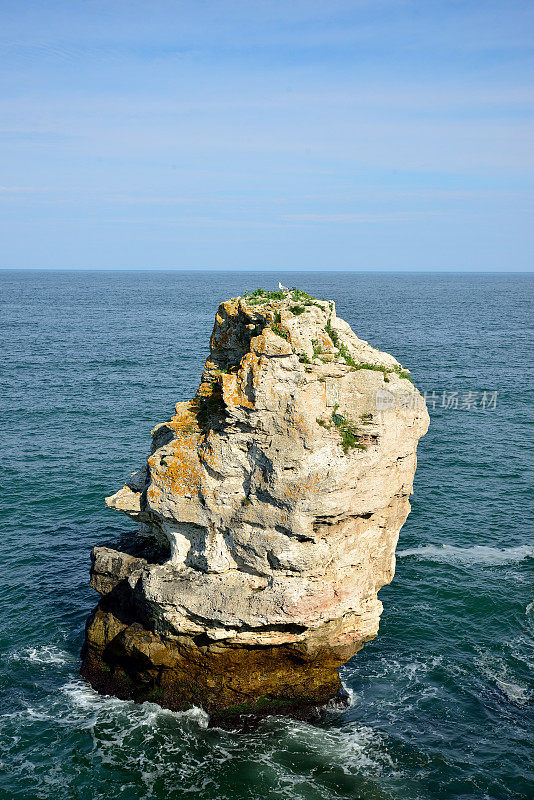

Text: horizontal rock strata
xmin=81 ymin=288 xmax=429 ymax=723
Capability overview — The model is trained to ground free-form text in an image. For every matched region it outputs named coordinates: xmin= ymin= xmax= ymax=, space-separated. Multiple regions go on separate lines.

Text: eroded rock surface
xmin=81 ymin=289 xmax=429 ymax=722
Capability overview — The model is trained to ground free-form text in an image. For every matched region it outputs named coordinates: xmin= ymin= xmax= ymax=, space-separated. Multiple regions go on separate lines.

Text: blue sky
xmin=0 ymin=0 xmax=532 ymax=271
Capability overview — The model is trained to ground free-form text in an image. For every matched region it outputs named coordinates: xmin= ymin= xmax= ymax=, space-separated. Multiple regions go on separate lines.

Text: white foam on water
xmin=199 ymin=699 xmax=403 ymax=798
xmin=349 ymin=654 xmax=443 ymax=685
xmin=1 ymin=670 xmax=409 ymax=800
xmin=8 ymin=645 xmax=72 ymax=666
xmin=526 ymin=600 xmax=534 ymax=615
xmin=475 ymin=648 xmax=532 ymax=707
xmin=494 ymin=678 xmax=532 ymax=706
xmin=62 ymin=679 xmax=210 ymax=727
xmin=341 ymin=653 xmax=447 ymax=726
xmin=341 ymin=684 xmax=357 ymax=706
xmin=321 ymin=682 xmax=358 ymax=716
xmin=279 ymin=717 xmax=393 ymax=781
xmin=396 ymin=544 xmax=534 ymax=566
xmin=57 ymin=680 xmax=217 ymax=794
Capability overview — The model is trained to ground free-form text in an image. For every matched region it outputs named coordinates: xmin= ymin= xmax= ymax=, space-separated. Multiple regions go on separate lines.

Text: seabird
xmin=278 ymin=281 xmax=289 ymax=292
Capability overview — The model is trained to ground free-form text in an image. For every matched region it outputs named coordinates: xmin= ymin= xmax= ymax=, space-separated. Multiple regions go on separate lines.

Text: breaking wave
xmin=7 ymin=645 xmax=72 ymax=666
xmin=396 ymin=544 xmax=534 ymax=565
xmin=475 ymin=648 xmax=533 ymax=708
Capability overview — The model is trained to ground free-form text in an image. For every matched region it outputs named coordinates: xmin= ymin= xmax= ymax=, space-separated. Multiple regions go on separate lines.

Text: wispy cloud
xmin=0 ymin=185 xmax=55 ymax=195
xmin=284 ymin=211 xmax=439 ymax=224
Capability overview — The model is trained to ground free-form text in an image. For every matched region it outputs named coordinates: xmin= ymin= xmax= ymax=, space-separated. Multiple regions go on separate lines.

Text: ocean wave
xmin=62 ymin=679 xmax=210 ymax=728
xmin=396 ymin=544 xmax=534 ymax=565
xmin=7 ymin=645 xmax=72 ymax=666
xmin=494 ymin=678 xmax=532 ymax=706
xmin=0 ymin=680 xmax=412 ymax=799
xmin=276 ymin=717 xmax=411 ymax=793
xmin=342 ymin=654 xmax=444 ymax=719
xmin=475 ymin=647 xmax=533 ymax=708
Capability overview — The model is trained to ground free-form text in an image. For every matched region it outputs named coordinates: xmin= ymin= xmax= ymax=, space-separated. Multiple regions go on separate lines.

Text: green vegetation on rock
xmin=325 ymin=316 xmax=413 ymax=381
xmin=311 ymin=338 xmax=323 ymax=359
xmin=317 ymin=404 xmax=368 ymax=454
xmin=271 ymin=323 xmax=289 ymax=340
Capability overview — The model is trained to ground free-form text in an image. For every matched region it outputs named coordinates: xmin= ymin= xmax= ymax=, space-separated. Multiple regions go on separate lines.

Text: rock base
xmin=80 ymin=592 xmax=363 ymax=725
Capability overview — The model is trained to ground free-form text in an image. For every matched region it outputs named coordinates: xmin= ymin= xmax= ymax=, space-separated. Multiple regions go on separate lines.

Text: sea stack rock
xmin=81 ymin=289 xmax=429 ymax=723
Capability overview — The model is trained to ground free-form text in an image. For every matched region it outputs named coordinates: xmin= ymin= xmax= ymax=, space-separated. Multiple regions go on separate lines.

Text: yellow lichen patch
xmin=170 ymin=401 xmax=201 ymax=435
xmin=173 ymin=400 xmax=190 ymax=416
xmin=251 ymin=329 xmax=292 ymax=357
xmin=148 ymin=402 xmax=203 ymax=498
xmin=171 ymin=400 xmax=196 ymax=421
xmin=279 ymin=508 xmax=290 ymax=523
xmin=210 ymin=302 xmax=241 ymax=350
xmin=304 ymin=471 xmax=324 ymax=492
xmin=196 ymin=378 xmax=218 ymax=399
xmin=286 ymin=411 xmax=315 ymax=443
xmin=221 ymin=373 xmax=254 ymax=409
xmin=150 ymin=439 xmax=202 ymax=499
xmin=239 ymin=351 xmax=264 ymax=392
xmin=221 ymin=298 xmax=239 ymax=316
xmin=317 ymin=330 xmax=335 ymax=352
xmin=278 ymin=482 xmax=306 ymax=502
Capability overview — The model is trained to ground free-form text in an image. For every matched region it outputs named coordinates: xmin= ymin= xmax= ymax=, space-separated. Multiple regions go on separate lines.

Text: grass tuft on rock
xmin=317 ymin=404 xmax=368 ymax=454
xmin=271 ymin=324 xmax=289 ymax=341
xmin=311 ymin=338 xmax=323 ymax=359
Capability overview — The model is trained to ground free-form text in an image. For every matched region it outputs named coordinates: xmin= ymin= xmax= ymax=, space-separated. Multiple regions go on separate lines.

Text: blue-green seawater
xmin=0 ymin=270 xmax=532 ymax=800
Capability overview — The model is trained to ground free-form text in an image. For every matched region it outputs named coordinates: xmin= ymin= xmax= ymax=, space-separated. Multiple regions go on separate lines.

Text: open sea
xmin=0 ymin=270 xmax=532 ymax=800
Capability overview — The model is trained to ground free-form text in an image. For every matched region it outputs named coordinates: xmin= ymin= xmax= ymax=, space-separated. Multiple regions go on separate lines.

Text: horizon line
xmin=1 ymin=267 xmax=533 ymax=275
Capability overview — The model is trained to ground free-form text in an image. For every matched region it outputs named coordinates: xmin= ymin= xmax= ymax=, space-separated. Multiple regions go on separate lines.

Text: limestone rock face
xmin=81 ymin=290 xmax=429 ymax=722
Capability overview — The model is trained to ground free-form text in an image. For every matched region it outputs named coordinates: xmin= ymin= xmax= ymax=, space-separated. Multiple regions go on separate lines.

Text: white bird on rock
xmin=278 ymin=281 xmax=289 ymax=292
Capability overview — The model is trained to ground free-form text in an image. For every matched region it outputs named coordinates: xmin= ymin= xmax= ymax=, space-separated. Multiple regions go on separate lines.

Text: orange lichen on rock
xmin=220 ymin=372 xmax=254 ymax=409
xmin=148 ymin=403 xmax=202 ymax=498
